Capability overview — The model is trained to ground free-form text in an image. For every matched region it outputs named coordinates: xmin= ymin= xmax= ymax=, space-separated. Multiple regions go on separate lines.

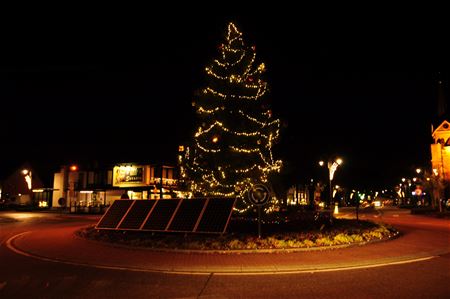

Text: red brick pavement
xmin=8 ymin=216 xmax=449 ymax=274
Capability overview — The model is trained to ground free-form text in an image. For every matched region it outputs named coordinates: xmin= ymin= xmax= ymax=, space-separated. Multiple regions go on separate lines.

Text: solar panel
xmin=141 ymin=199 xmax=181 ymax=231
xmin=96 ymin=198 xmax=236 ymax=234
xmin=96 ymin=200 xmax=133 ymax=229
xmin=196 ymin=198 xmax=236 ymax=233
xmin=118 ymin=200 xmax=156 ymax=229
xmin=168 ymin=198 xmax=207 ymax=232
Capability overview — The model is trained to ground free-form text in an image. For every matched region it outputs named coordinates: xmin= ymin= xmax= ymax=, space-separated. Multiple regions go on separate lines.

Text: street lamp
xmin=398 ymin=178 xmax=407 ymax=204
xmin=319 ymin=157 xmax=343 ymax=209
xmin=22 ymin=169 xmax=32 ymax=190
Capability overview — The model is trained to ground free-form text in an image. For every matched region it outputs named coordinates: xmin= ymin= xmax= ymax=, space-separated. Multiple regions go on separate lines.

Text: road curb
xmin=74 ymin=225 xmax=402 ymax=255
xmin=6 ymin=231 xmax=442 ymax=275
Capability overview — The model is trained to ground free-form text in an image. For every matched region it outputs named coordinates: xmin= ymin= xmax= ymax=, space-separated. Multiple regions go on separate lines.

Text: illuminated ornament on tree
xmin=182 ymin=22 xmax=282 ymax=211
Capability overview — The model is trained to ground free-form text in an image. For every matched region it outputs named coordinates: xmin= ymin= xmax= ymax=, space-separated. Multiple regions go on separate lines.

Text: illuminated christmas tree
xmin=183 ymin=22 xmax=282 ymax=204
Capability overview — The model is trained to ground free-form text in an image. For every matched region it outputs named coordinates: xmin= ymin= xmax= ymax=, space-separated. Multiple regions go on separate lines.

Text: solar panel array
xmin=168 ymin=198 xmax=207 ymax=232
xmin=196 ymin=198 xmax=236 ymax=233
xmin=142 ymin=199 xmax=180 ymax=231
xmin=97 ymin=200 xmax=134 ymax=229
xmin=96 ymin=197 xmax=236 ymax=234
xmin=118 ymin=200 xmax=155 ymax=229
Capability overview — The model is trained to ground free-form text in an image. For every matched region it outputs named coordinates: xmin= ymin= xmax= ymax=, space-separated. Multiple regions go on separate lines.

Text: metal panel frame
xmin=140 ymin=199 xmax=181 ymax=232
xmin=193 ymin=198 xmax=209 ymax=232
xmin=139 ymin=199 xmax=158 ymax=230
xmin=115 ymin=200 xmax=136 ymax=229
xmin=95 ymin=200 xmax=134 ymax=230
xmin=96 ymin=198 xmax=236 ymax=234
xmin=222 ymin=197 xmax=237 ymax=234
xmin=195 ymin=197 xmax=237 ymax=234
xmin=164 ymin=198 xmax=183 ymax=231
xmin=95 ymin=202 xmax=115 ymax=229
xmin=117 ymin=200 xmax=155 ymax=230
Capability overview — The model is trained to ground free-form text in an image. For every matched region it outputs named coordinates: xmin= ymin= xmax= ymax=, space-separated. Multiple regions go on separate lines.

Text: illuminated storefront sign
xmin=113 ymin=165 xmax=146 ymax=187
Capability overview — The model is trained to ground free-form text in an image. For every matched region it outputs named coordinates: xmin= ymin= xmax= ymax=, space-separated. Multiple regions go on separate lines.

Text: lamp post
xmin=400 ymin=178 xmax=406 ymax=205
xmin=21 ymin=169 xmax=33 ymax=207
xmin=22 ymin=169 xmax=32 ymax=190
xmin=415 ymin=168 xmax=425 ymax=206
xmin=319 ymin=157 xmax=343 ymax=209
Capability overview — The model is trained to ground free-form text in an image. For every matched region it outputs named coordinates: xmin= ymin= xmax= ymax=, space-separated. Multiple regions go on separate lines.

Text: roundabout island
xmin=77 ymin=216 xmax=398 ymax=253
xmin=4 ymin=207 xmax=446 ymax=275
xmin=2 ymin=207 xmax=449 ymax=298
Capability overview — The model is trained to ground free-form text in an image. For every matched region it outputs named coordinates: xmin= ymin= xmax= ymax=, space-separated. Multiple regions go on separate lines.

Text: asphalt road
xmin=0 ymin=208 xmax=449 ymax=299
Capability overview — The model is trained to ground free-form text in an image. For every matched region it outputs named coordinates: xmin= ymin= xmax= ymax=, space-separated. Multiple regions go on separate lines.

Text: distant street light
xmin=319 ymin=157 xmax=343 ymax=208
xmin=22 ymin=169 xmax=32 ymax=190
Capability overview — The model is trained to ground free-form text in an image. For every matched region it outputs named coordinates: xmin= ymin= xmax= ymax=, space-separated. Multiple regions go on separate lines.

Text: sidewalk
xmin=7 ymin=220 xmax=449 ymax=274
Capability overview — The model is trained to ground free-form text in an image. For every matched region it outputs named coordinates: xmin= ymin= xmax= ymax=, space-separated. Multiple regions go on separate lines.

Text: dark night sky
xmin=1 ymin=6 xmax=448 ymax=190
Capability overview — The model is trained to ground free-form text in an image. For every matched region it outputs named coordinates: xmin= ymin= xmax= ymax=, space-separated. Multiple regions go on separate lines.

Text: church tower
xmin=431 ymin=120 xmax=450 ymax=182
xmin=430 ymin=73 xmax=450 ymax=205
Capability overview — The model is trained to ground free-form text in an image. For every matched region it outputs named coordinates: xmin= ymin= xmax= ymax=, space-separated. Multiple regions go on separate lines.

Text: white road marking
xmin=5 ymin=232 xmax=440 ymax=276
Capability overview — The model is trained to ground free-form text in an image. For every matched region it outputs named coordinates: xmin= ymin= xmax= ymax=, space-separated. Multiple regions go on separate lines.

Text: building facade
xmin=431 ymin=120 xmax=450 ymax=183
xmin=52 ymin=163 xmax=179 ymax=212
xmin=0 ymin=164 xmax=52 ymax=209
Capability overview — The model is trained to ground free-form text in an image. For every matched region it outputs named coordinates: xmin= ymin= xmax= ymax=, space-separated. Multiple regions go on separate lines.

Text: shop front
xmin=112 ymin=164 xmax=178 ymax=200
xmin=52 ymin=163 xmax=180 ymax=213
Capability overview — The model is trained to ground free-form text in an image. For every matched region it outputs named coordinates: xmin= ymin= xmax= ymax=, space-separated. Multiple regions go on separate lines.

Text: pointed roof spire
xmin=432 ymin=72 xmax=449 ymax=132
xmin=437 ymin=72 xmax=447 ymax=118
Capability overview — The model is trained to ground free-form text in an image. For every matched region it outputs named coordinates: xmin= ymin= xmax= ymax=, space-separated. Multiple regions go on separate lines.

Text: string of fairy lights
xmin=183 ymin=22 xmax=282 ymax=213
xmin=201 ymin=85 xmax=268 ymax=101
xmin=195 ymin=120 xmax=265 ymax=137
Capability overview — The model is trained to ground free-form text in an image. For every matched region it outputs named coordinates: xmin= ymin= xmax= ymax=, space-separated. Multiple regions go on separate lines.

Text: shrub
xmin=302 ymin=239 xmax=315 ymax=248
xmin=350 ymin=234 xmax=363 ymax=243
xmin=315 ymin=237 xmax=334 ymax=246
xmin=333 ymin=233 xmax=353 ymax=244
xmin=227 ymin=239 xmax=244 ymax=250
xmin=78 ymin=219 xmax=397 ymax=251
